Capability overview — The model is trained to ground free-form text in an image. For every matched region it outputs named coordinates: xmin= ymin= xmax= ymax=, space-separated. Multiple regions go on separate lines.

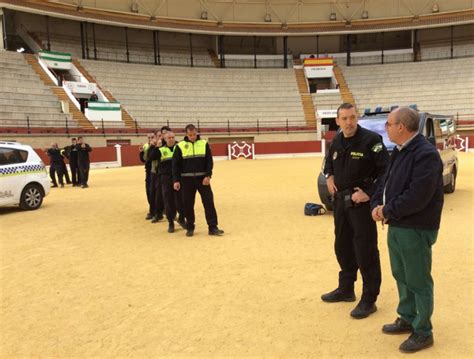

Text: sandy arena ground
xmin=0 ymin=153 xmax=473 ymax=358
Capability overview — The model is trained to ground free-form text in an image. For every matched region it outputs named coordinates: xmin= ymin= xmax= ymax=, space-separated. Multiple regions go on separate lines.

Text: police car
xmin=318 ymin=107 xmax=459 ymax=210
xmin=0 ymin=141 xmax=50 ymax=210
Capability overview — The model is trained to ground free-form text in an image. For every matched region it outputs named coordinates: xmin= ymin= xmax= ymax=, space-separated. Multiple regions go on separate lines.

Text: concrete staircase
xmin=294 ymin=68 xmax=317 ymax=127
xmin=24 ymin=53 xmax=94 ymax=129
xmin=333 ymin=63 xmax=357 ymax=112
xmin=73 ymin=59 xmax=136 ymax=129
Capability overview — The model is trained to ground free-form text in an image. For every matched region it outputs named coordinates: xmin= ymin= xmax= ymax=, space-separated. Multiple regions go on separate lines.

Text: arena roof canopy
xmin=0 ymin=0 xmax=473 ymax=35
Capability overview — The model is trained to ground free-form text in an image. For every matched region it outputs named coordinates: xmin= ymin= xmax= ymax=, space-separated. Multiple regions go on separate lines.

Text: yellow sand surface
xmin=1 ymin=153 xmax=473 ymax=358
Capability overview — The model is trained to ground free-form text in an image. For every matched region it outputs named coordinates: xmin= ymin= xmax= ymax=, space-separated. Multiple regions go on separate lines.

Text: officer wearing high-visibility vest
xmin=172 ymin=124 xmax=224 ymax=237
xmin=150 ymin=131 xmax=186 ymax=233
xmin=146 ymin=132 xmax=165 ymax=223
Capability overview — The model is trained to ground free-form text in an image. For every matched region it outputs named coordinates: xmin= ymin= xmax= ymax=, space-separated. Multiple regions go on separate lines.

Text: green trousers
xmin=387 ymin=226 xmax=438 ymax=336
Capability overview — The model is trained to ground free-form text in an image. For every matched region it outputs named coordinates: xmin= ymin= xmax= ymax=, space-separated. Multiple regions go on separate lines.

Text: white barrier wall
xmin=85 ymin=102 xmax=122 ymax=122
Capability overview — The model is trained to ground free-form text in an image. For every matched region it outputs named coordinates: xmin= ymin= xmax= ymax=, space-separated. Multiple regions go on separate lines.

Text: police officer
xmin=150 ymin=131 xmax=186 ymax=233
xmin=172 ymin=124 xmax=224 ymax=237
xmin=322 ymin=103 xmax=389 ymax=319
xmin=59 ymin=148 xmax=72 ymax=185
xmin=46 ymin=143 xmax=64 ymax=188
xmin=147 ymin=132 xmax=165 ymax=223
xmin=76 ymin=136 xmax=92 ymax=188
xmin=65 ymin=138 xmax=80 ymax=186
xmin=140 ymin=132 xmax=155 ymax=220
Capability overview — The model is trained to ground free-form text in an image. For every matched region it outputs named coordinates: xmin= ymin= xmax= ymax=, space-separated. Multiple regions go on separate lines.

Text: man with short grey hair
xmin=371 ymin=107 xmax=444 ymax=353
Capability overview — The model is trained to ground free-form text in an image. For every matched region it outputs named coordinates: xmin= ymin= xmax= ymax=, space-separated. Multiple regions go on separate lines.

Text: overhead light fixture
xmin=281 ymin=22 xmax=288 ymax=30
xmin=432 ymin=3 xmax=439 ymax=13
xmin=345 ymin=20 xmax=352 ymax=27
xmin=130 ymin=2 xmax=139 ymax=13
xmin=362 ymin=11 xmax=369 ymax=19
xmin=201 ymin=11 xmax=208 ymax=20
xmin=217 ymin=21 xmax=224 ymax=28
xmin=264 ymin=13 xmax=272 ymax=22
xmin=330 ymin=12 xmax=337 ymax=21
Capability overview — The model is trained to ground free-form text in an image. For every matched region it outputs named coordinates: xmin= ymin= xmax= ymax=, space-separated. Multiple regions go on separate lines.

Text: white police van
xmin=0 ymin=141 xmax=50 ymax=210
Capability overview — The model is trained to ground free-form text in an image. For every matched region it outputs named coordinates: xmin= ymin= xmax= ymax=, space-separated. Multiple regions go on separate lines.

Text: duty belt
xmin=181 ymin=172 xmax=207 ymax=177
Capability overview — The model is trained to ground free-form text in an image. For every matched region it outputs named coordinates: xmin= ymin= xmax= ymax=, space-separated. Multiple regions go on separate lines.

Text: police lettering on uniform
xmin=172 ymin=124 xmax=224 ymax=237
xmin=151 ymin=131 xmax=186 ymax=233
xmin=322 ymin=103 xmax=389 ymax=319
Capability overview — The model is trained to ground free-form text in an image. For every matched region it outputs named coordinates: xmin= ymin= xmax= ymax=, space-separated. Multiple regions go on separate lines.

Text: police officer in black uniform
xmin=172 ymin=124 xmax=224 ymax=237
xmin=140 ymin=132 xmax=155 ymax=220
xmin=76 ymin=136 xmax=92 ymax=188
xmin=149 ymin=131 xmax=186 ymax=233
xmin=65 ymin=138 xmax=80 ymax=186
xmin=146 ymin=132 xmax=165 ymax=223
xmin=322 ymin=103 xmax=389 ymax=319
xmin=46 ymin=143 xmax=64 ymax=188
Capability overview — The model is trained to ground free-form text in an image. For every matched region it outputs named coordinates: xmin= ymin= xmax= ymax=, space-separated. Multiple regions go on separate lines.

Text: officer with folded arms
xmin=321 ymin=103 xmax=389 ymax=319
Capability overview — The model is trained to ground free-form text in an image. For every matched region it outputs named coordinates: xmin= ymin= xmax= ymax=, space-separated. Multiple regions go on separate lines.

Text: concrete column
xmin=0 ymin=8 xmax=5 ymax=50
xmin=114 ymin=144 xmax=122 ymax=167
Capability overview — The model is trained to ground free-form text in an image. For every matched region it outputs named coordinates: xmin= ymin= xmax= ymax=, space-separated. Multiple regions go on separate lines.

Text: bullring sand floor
xmin=0 ymin=154 xmax=473 ymax=358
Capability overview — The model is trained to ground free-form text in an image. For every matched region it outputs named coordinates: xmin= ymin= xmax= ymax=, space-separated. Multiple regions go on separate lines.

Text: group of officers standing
xmin=139 ymin=125 xmax=224 ymax=237
xmin=323 ymin=103 xmax=444 ymax=354
xmin=46 ymin=136 xmax=92 ymax=188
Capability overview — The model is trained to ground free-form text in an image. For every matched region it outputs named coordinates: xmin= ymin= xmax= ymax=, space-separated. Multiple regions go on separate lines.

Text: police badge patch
xmin=371 ymin=143 xmax=383 ymax=153
xmin=333 ymin=151 xmax=338 ymax=160
xmin=184 ymin=143 xmax=189 ymax=149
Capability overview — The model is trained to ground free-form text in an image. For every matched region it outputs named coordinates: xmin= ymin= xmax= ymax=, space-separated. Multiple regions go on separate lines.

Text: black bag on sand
xmin=304 ymin=203 xmax=326 ymax=216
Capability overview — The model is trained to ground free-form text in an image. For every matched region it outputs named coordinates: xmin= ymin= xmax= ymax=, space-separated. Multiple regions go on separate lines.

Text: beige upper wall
xmin=56 ymin=0 xmax=474 ymax=23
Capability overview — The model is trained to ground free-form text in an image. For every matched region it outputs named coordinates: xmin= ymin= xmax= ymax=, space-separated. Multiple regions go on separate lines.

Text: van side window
xmin=0 ymin=148 xmax=28 ymax=166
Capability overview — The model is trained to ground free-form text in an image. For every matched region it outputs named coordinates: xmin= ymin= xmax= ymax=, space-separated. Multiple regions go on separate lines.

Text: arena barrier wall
xmin=35 ymin=136 xmax=473 ymax=168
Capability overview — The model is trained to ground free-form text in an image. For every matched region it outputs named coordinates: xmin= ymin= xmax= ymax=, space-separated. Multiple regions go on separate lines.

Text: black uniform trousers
xmin=161 ymin=174 xmax=184 ymax=224
xmin=70 ymin=159 xmax=80 ymax=185
xmin=49 ymin=164 xmax=64 ymax=185
xmin=78 ymin=161 xmax=90 ymax=186
xmin=333 ymin=196 xmax=381 ymax=304
xmin=145 ymin=170 xmax=152 ymax=214
xmin=149 ymin=172 xmax=164 ymax=218
xmin=61 ymin=161 xmax=71 ymax=184
xmin=181 ymin=176 xmax=218 ymax=230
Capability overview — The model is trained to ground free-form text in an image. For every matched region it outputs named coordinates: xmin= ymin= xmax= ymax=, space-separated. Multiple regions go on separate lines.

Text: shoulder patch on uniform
xmin=371 ymin=143 xmax=383 ymax=153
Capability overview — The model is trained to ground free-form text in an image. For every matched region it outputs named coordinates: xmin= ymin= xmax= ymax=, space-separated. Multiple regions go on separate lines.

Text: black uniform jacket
xmin=371 ymin=133 xmax=444 ymax=230
xmin=324 ymin=125 xmax=389 ymax=197
xmin=65 ymin=145 xmax=79 ymax=164
xmin=148 ymin=143 xmax=177 ymax=176
xmin=172 ymin=136 xmax=213 ymax=182
xmin=76 ymin=144 xmax=92 ymax=164
xmin=47 ymin=148 xmax=63 ymax=165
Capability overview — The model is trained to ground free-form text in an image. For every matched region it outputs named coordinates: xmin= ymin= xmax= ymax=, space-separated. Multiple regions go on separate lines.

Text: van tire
xmin=20 ymin=183 xmax=44 ymax=210
xmin=444 ymin=166 xmax=456 ymax=194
